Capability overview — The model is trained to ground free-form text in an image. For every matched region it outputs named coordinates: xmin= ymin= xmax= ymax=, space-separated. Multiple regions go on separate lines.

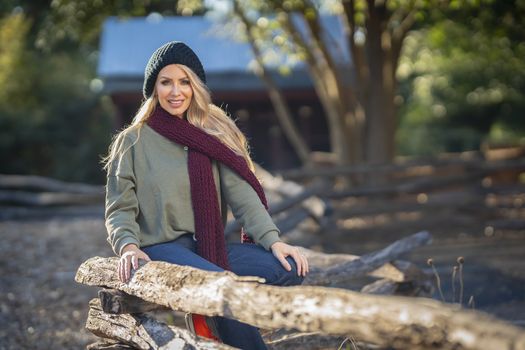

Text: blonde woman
xmin=103 ymin=41 xmax=308 ymax=349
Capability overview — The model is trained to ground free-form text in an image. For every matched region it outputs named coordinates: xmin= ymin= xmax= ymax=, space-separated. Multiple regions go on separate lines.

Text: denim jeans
xmin=142 ymin=234 xmax=304 ymax=349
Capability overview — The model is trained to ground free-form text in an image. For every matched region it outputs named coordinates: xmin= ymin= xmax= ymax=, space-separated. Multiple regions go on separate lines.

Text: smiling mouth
xmin=168 ymin=100 xmax=184 ymax=108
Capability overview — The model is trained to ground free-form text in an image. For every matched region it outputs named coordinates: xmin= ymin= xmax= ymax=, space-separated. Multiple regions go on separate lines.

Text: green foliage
xmin=396 ymin=1 xmax=525 ymax=156
xmin=0 ymin=12 xmax=32 ymax=108
xmin=36 ymin=0 xmax=199 ymax=51
xmin=0 ymin=12 xmax=113 ymax=183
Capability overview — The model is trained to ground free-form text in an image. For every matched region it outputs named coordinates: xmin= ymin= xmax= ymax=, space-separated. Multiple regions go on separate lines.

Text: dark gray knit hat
xmin=143 ymin=41 xmax=206 ymax=98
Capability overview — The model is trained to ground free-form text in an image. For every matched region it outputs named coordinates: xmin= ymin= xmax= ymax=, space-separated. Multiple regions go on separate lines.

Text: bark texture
xmin=77 ymin=257 xmax=525 ymax=350
xmin=87 ymin=298 xmax=234 ymax=350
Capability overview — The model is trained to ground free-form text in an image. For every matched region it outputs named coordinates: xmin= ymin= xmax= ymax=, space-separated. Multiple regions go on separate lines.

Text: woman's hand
xmin=270 ymin=241 xmax=309 ymax=277
xmin=118 ymin=244 xmax=151 ymax=283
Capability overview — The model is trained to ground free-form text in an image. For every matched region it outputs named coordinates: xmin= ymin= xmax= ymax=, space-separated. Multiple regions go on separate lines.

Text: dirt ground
xmin=0 ymin=209 xmax=111 ymax=350
xmin=0 ymin=201 xmax=524 ymax=349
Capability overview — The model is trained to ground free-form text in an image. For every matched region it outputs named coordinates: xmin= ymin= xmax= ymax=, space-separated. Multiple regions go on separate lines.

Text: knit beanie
xmin=143 ymin=41 xmax=206 ymax=98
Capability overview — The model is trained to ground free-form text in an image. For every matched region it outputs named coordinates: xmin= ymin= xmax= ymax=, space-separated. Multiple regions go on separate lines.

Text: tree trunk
xmin=232 ymin=2 xmax=312 ymax=166
xmin=363 ymin=1 xmax=397 ymax=165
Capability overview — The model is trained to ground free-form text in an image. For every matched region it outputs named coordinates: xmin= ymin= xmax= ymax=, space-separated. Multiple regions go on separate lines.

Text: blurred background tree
xmin=397 ymin=0 xmax=525 ymax=156
xmin=226 ymin=0 xmax=525 ymax=166
xmin=0 ymin=0 xmax=523 ymax=183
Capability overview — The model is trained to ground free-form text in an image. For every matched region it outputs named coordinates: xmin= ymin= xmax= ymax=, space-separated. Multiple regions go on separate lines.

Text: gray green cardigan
xmin=105 ymin=124 xmax=281 ymax=256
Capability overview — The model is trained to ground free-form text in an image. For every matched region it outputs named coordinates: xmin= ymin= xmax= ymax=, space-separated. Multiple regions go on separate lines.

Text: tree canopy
xmin=0 ymin=0 xmax=523 ymax=182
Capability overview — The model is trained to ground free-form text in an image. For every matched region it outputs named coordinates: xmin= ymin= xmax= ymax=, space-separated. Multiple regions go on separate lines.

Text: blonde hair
xmin=102 ymin=64 xmax=255 ymax=172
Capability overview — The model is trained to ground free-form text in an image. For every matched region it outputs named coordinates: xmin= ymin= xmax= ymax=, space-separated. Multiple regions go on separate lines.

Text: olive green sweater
xmin=105 ymin=124 xmax=281 ymax=256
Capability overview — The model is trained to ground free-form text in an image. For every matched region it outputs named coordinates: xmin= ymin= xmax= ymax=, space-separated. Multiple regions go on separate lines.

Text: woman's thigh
xmin=142 ymin=240 xmax=223 ymax=272
xmin=227 ymin=243 xmax=303 ymax=286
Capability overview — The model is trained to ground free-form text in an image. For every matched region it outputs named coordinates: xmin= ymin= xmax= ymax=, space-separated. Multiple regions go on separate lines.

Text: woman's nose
xmin=171 ymin=83 xmax=181 ymax=95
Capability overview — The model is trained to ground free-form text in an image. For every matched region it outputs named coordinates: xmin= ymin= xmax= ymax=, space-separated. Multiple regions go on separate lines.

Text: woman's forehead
xmin=158 ymin=64 xmax=188 ymax=78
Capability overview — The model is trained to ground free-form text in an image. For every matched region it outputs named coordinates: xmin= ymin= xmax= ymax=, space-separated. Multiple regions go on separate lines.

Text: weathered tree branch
xmin=303 ymin=231 xmax=431 ymax=285
xmin=76 ymin=256 xmax=525 ymax=350
xmin=98 ymin=289 xmax=166 ymax=314
xmin=299 ymin=247 xmax=405 ymax=282
xmin=87 ymin=298 xmax=234 ymax=349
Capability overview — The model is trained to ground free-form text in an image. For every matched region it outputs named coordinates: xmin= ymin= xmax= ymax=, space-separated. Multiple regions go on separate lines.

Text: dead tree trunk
xmin=76 ymin=257 xmax=525 ymax=350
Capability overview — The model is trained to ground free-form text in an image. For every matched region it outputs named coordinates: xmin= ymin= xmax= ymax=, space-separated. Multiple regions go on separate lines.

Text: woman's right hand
xmin=118 ymin=244 xmax=151 ymax=283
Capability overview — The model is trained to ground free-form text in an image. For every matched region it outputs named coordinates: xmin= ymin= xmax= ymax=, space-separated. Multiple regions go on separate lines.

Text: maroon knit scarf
xmin=147 ymin=106 xmax=268 ymax=270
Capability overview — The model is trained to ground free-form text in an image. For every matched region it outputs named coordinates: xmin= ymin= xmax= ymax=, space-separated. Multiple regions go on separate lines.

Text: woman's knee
xmin=274 ymin=257 xmax=304 ymax=286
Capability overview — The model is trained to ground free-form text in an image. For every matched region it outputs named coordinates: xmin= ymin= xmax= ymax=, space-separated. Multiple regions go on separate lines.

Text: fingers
xmin=291 ymin=250 xmax=309 ymax=277
xmin=296 ymin=250 xmax=309 ymax=276
xmin=118 ymin=256 xmax=129 ymax=283
xmin=287 ymin=247 xmax=310 ymax=277
xmin=131 ymin=254 xmax=139 ymax=270
xmin=272 ymin=242 xmax=309 ymax=277
xmin=124 ymin=254 xmax=130 ymax=281
xmin=118 ymin=258 xmax=123 ymax=282
xmin=275 ymin=252 xmax=292 ymax=272
xmin=290 ymin=250 xmax=303 ymax=276
xmin=118 ymin=251 xmax=151 ymax=283
xmin=304 ymin=254 xmax=309 ymax=274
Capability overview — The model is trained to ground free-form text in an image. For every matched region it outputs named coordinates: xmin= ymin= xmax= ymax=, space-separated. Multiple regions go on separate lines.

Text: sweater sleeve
xmin=105 ymin=134 xmax=141 ymax=256
xmin=219 ymin=163 xmax=281 ymax=250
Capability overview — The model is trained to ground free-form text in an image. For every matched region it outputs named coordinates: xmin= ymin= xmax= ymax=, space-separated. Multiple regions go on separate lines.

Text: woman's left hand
xmin=270 ymin=241 xmax=309 ymax=277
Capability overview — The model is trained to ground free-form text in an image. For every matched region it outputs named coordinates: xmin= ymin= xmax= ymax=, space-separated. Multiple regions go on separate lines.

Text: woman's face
xmin=155 ymin=64 xmax=193 ymax=118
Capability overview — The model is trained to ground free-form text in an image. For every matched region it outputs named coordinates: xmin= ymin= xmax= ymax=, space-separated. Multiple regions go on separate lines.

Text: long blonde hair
xmin=102 ymin=64 xmax=255 ymax=172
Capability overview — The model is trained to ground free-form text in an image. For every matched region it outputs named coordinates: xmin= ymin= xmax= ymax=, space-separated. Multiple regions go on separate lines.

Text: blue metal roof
xmin=98 ymin=15 xmax=351 ymax=92
xmin=98 ymin=16 xmax=257 ymax=77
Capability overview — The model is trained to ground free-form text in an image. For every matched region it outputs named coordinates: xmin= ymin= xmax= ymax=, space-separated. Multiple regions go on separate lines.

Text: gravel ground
xmin=0 ymin=214 xmax=111 ymax=350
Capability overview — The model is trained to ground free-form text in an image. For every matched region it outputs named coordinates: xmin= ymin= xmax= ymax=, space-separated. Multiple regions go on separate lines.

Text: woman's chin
xmin=164 ymin=106 xmax=185 ymax=118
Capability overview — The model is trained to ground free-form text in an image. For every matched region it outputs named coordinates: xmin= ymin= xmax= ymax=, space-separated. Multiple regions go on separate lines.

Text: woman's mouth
xmin=168 ymin=99 xmax=184 ymax=108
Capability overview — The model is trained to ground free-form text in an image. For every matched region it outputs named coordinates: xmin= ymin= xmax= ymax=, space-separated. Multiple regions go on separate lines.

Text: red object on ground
xmin=191 ymin=313 xmax=221 ymax=342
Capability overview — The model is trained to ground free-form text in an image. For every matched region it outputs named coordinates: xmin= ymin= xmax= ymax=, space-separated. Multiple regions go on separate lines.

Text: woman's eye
xmin=181 ymin=79 xmax=190 ymax=85
xmin=161 ymin=80 xmax=171 ymax=86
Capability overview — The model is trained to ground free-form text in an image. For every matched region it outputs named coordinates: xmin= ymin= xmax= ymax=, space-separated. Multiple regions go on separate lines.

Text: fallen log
xmin=98 ymin=289 xmax=166 ymax=314
xmin=360 ymin=279 xmax=398 ymax=295
xmin=87 ymin=298 xmax=233 ymax=349
xmin=277 ymin=156 xmax=525 ymax=180
xmin=76 ymin=256 xmax=525 ymax=350
xmin=96 ymin=245 xmax=429 ymax=316
xmin=303 ymin=231 xmax=432 ymax=286
xmin=0 ymin=174 xmax=103 ymax=193
xmin=298 ymin=247 xmax=405 ymax=282
xmin=333 ymin=190 xmax=483 ymax=219
xmin=0 ymin=190 xmax=103 ymax=206
xmin=327 ymin=172 xmax=484 ymax=199
xmin=359 ymin=278 xmax=432 ymax=297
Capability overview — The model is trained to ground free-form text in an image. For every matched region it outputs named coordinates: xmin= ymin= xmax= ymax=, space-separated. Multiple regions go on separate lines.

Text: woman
xmin=103 ymin=41 xmax=308 ymax=349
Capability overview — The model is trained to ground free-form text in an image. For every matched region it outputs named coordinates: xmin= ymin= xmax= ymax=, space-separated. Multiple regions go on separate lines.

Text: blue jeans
xmin=142 ymin=234 xmax=304 ymax=349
